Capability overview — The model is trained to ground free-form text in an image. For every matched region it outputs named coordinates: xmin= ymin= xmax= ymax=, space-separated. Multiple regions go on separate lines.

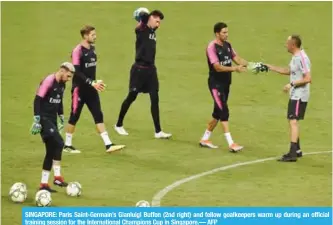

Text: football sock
xmin=201 ymin=130 xmax=212 ymax=141
xmin=41 ymin=170 xmax=50 ymax=184
xmin=53 ymin=165 xmax=61 ymax=177
xmin=224 ymin=132 xmax=234 ymax=146
xmin=297 ymin=138 xmax=301 ymax=151
xmin=100 ymin=132 xmax=112 ymax=146
xmin=65 ymin=133 xmax=72 ymax=146
xmin=290 ymin=142 xmax=298 ymax=156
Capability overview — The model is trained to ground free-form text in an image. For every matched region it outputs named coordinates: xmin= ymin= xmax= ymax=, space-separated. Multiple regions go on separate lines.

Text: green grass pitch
xmin=1 ymin=2 xmax=332 ymax=224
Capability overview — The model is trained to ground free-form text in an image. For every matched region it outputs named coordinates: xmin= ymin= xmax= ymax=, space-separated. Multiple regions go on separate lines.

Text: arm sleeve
xmin=206 ymin=44 xmax=219 ymax=65
xmin=299 ymin=54 xmax=311 ymax=74
xmin=33 ymin=95 xmax=42 ymax=116
xmin=72 ymin=46 xmax=93 ymax=85
xmin=34 ymin=75 xmax=53 ymax=116
xmin=36 ymin=75 xmax=54 ymax=98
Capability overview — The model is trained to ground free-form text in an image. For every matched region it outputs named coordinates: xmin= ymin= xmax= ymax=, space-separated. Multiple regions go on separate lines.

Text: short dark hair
xmin=214 ymin=22 xmax=228 ymax=33
xmin=80 ymin=25 xmax=95 ymax=38
xmin=150 ymin=10 xmax=164 ymax=20
xmin=291 ymin=35 xmax=302 ymax=48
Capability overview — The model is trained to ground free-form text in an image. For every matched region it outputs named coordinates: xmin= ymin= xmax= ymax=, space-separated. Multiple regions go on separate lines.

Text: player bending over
xmin=64 ymin=25 xmax=125 ymax=154
xmin=200 ymin=22 xmax=267 ymax=152
xmin=114 ymin=8 xmax=172 ymax=139
xmin=264 ymin=35 xmax=311 ymax=162
xmin=30 ymin=62 xmax=74 ymax=192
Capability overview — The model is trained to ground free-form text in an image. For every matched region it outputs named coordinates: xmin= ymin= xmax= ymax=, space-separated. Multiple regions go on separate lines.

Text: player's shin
xmin=289 ymin=120 xmax=299 ymax=156
xmin=96 ymin=123 xmax=112 ymax=145
xmin=201 ymin=119 xmax=218 ymax=141
xmin=116 ymin=92 xmax=138 ymax=127
xmin=65 ymin=124 xmax=75 ymax=146
xmin=150 ymin=95 xmax=161 ymax=133
xmin=52 ymin=160 xmax=61 ymax=177
xmin=41 ymin=170 xmax=50 ymax=184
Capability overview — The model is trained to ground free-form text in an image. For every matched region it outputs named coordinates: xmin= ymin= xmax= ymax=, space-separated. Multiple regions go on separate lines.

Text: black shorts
xmin=69 ymin=86 xmax=103 ymax=124
xmin=129 ymin=64 xmax=159 ymax=93
xmin=40 ymin=117 xmax=64 ymax=145
xmin=287 ymin=99 xmax=308 ymax=120
xmin=208 ymin=79 xmax=230 ymax=121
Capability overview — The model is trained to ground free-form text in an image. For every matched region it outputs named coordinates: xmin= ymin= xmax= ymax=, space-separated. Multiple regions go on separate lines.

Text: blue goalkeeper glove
xmin=30 ymin=116 xmax=42 ymax=135
xmin=58 ymin=115 xmax=65 ymax=132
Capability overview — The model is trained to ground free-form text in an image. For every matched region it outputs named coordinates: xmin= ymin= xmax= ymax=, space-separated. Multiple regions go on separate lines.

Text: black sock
xmin=297 ymin=138 xmax=301 ymax=151
xmin=150 ymin=91 xmax=161 ymax=133
xmin=290 ymin=142 xmax=298 ymax=156
xmin=116 ymin=92 xmax=138 ymax=127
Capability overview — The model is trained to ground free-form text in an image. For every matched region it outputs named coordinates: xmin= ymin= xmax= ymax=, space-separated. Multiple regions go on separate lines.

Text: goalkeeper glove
xmin=133 ymin=7 xmax=150 ymax=22
xmin=58 ymin=115 xmax=65 ymax=132
xmin=30 ymin=115 xmax=42 ymax=135
xmin=247 ymin=62 xmax=269 ymax=74
xmin=92 ymin=80 xmax=106 ymax=92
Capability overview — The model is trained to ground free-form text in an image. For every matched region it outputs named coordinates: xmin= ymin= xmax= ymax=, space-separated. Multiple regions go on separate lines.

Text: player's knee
xmin=289 ymin=119 xmax=298 ymax=126
xmin=93 ymin=111 xmax=104 ymax=124
xmin=126 ymin=91 xmax=138 ymax=103
xmin=212 ymin=112 xmax=220 ymax=121
xmin=53 ymin=140 xmax=64 ymax=161
xmin=220 ymin=109 xmax=229 ymax=121
xmin=68 ymin=113 xmax=80 ymax=125
xmin=43 ymin=154 xmax=53 ymax=171
xmin=53 ymin=148 xmax=62 ymax=161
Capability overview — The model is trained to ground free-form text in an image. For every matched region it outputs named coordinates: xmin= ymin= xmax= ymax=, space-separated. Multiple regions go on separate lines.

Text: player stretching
xmin=64 ymin=25 xmax=125 ymax=153
xmin=114 ymin=8 xmax=172 ymax=139
xmin=264 ymin=35 xmax=311 ymax=162
xmin=199 ymin=22 xmax=266 ymax=152
xmin=30 ymin=62 xmax=74 ymax=192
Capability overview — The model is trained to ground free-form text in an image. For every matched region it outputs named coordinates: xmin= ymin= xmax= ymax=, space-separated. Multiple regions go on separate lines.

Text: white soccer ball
xmin=35 ymin=190 xmax=52 ymax=207
xmin=66 ymin=182 xmax=82 ymax=197
xmin=133 ymin=7 xmax=150 ymax=22
xmin=9 ymin=182 xmax=27 ymax=203
xmin=136 ymin=200 xmax=150 ymax=207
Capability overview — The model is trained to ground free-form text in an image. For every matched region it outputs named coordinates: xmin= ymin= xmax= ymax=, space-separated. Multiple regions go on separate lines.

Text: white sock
xmin=100 ymin=132 xmax=112 ymax=145
xmin=65 ymin=133 xmax=72 ymax=146
xmin=224 ymin=132 xmax=234 ymax=146
xmin=201 ymin=129 xmax=212 ymax=141
xmin=53 ymin=165 xmax=61 ymax=177
xmin=41 ymin=170 xmax=50 ymax=184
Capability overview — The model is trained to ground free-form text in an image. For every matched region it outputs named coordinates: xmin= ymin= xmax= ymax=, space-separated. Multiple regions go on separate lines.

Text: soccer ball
xmin=133 ymin=7 xmax=150 ymax=22
xmin=35 ymin=190 xmax=52 ymax=207
xmin=66 ymin=182 xmax=82 ymax=197
xmin=136 ymin=200 xmax=150 ymax=207
xmin=9 ymin=182 xmax=27 ymax=203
